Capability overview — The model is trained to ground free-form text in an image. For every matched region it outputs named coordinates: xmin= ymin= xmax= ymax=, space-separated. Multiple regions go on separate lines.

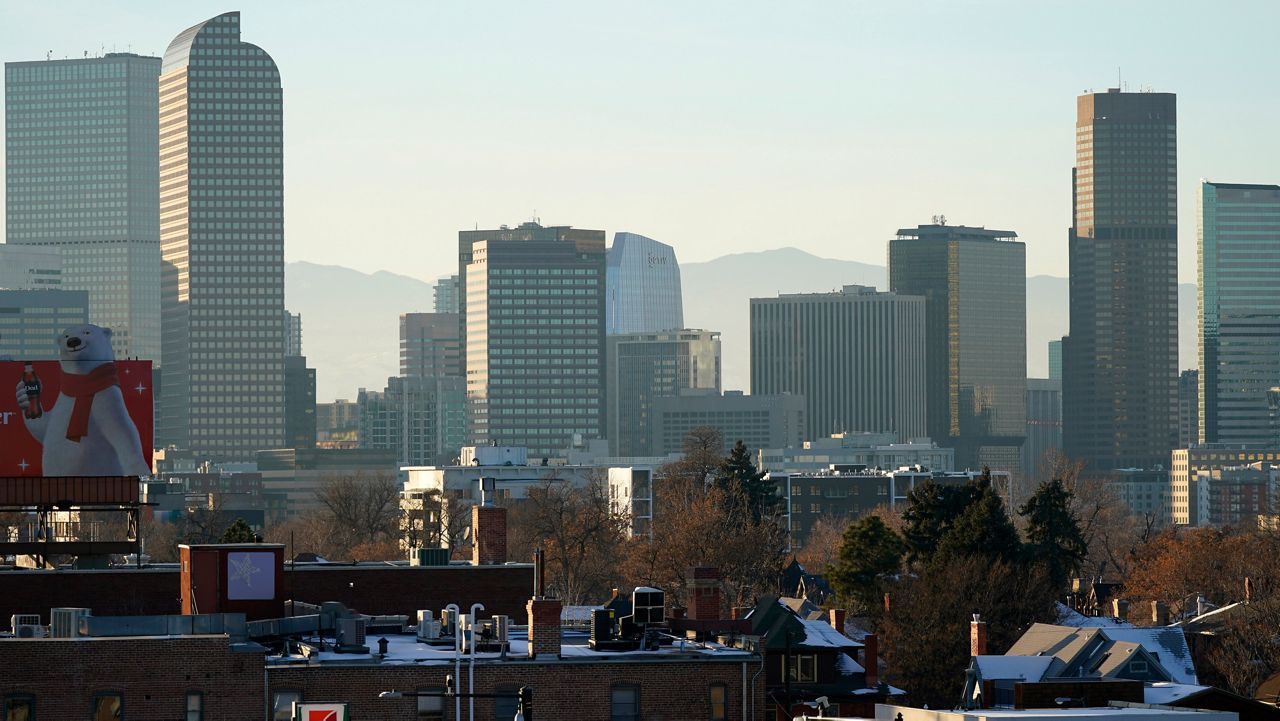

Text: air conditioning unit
xmin=632 ymin=586 xmax=666 ymax=626
xmin=336 ymin=617 xmax=367 ymax=649
xmin=417 ymin=610 xmax=440 ymax=641
xmin=10 ymin=614 xmax=40 ymax=633
xmin=439 ymin=607 xmax=459 ymax=637
xmin=15 ymin=624 xmax=45 ymax=639
xmin=51 ymin=608 xmax=90 ymax=639
xmin=492 ymin=615 xmax=509 ymax=644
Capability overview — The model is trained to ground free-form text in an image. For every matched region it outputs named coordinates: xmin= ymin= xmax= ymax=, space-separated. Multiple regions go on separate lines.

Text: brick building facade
xmin=0 ymin=563 xmax=534 ymax=624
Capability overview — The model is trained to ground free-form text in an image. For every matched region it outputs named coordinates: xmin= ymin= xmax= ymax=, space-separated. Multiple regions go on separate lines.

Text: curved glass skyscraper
xmin=158 ymin=12 xmax=285 ymax=459
xmin=605 ymin=232 xmax=683 ymax=335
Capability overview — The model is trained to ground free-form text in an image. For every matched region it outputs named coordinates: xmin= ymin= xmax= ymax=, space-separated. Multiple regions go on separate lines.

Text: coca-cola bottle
xmin=22 ymin=362 xmax=42 ymax=419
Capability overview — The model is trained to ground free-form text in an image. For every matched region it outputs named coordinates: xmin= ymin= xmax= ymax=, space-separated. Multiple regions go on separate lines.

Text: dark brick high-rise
xmin=1064 ymin=89 xmax=1178 ymax=470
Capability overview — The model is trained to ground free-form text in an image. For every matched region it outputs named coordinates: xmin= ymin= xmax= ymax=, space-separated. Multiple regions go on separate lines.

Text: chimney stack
xmin=688 ymin=567 xmax=722 ymax=620
xmin=527 ymin=596 xmax=562 ymax=659
xmin=471 ymin=504 xmax=507 ymax=566
xmin=970 ymin=614 xmax=988 ymax=656
xmin=1112 ymin=598 xmax=1129 ymax=622
xmin=863 ymin=633 xmax=879 ymax=687
xmin=1152 ymin=600 xmax=1170 ymax=626
xmin=829 ymin=608 xmax=847 ymax=636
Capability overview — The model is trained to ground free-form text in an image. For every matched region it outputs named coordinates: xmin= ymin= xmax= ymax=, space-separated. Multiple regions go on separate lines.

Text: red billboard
xmin=1 ymin=356 xmax=153 ymax=478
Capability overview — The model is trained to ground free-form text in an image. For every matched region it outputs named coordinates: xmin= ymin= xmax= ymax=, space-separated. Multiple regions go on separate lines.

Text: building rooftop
xmin=270 ymin=627 xmax=753 ymax=667
xmin=894 ymin=224 xmax=1019 ymax=241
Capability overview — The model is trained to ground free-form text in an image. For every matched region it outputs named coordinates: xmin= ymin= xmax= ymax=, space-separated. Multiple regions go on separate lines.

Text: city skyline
xmin=3 ymin=2 xmax=1280 ymax=286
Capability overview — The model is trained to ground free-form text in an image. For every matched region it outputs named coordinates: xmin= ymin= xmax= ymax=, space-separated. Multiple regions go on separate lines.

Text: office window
xmin=709 ymin=684 xmax=727 ymax=721
xmin=416 ymin=688 xmax=444 ymax=720
xmin=272 ymin=691 xmax=300 ymax=721
xmin=91 ymin=693 xmax=121 ymax=721
xmin=185 ymin=693 xmax=202 ymax=721
xmin=4 ymin=695 xmax=34 ymax=721
xmin=610 ymin=685 xmax=639 ymax=721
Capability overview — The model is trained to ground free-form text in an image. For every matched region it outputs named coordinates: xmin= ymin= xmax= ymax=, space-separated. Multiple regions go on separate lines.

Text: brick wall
xmin=0 ymin=563 xmax=534 ymax=623
xmin=0 ymin=635 xmax=264 ymax=721
xmin=270 ymin=657 xmax=763 ymax=721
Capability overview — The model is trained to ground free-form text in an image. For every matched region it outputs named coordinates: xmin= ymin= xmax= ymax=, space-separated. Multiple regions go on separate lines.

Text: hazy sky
xmin=3 ymin=1 xmax=1279 ymax=284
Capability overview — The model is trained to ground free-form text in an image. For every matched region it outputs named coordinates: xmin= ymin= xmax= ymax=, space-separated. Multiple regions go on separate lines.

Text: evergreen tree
xmin=931 ymin=484 xmax=1022 ymax=568
xmin=220 ymin=518 xmax=258 ymax=544
xmin=828 ymin=514 xmax=906 ymax=612
xmin=901 ymin=479 xmax=984 ymax=564
xmin=715 ymin=440 xmax=778 ymax=520
xmin=1019 ymin=478 xmax=1088 ymax=588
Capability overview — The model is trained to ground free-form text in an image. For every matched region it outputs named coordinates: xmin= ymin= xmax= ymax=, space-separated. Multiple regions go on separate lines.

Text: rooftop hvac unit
xmin=417 ymin=610 xmax=440 ymax=641
xmin=15 ymin=624 xmax=45 ymax=639
xmin=10 ymin=614 xmax=40 ymax=633
xmin=51 ymin=608 xmax=90 ymax=639
xmin=336 ymin=617 xmax=367 ymax=649
xmin=589 ymin=608 xmax=615 ymax=644
xmin=439 ymin=607 xmax=459 ymax=637
xmin=631 ymin=587 xmax=666 ymax=626
xmin=467 ymin=614 xmax=510 ymax=653
xmin=492 ymin=615 xmax=509 ymax=644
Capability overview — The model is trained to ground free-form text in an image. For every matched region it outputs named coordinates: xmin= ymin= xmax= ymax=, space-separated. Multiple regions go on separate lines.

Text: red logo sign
xmin=0 ymin=360 xmax=153 ymax=477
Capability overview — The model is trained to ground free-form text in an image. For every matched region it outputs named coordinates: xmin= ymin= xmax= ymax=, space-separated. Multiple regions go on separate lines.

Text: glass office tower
xmin=1198 ymin=182 xmax=1280 ymax=446
xmin=1064 ymin=89 xmax=1178 ymax=470
xmin=158 ymin=12 xmax=286 ymax=459
xmin=605 ymin=232 xmax=684 ymax=335
xmin=462 ymin=222 xmax=607 ymax=457
xmin=5 ymin=53 xmax=162 ymax=361
xmin=889 ymin=224 xmax=1027 ymax=472
xmin=606 ymin=329 xmax=721 ymax=456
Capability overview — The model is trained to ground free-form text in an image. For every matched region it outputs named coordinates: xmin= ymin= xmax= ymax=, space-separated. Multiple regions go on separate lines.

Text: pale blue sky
xmin=3 ymin=1 xmax=1278 ymax=283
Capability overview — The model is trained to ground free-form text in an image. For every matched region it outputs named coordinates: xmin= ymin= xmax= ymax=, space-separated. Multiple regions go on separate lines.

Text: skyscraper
xmin=1198 ymin=182 xmax=1280 ymax=446
xmin=461 ymin=222 xmax=606 ymax=457
xmin=889 ymin=224 xmax=1027 ymax=472
xmin=158 ymin=12 xmax=286 ymax=459
xmin=606 ymin=329 xmax=721 ymax=456
xmin=605 ymin=232 xmax=684 ymax=335
xmin=434 ymin=275 xmax=460 ymax=315
xmin=0 ymin=246 xmax=61 ymax=290
xmin=750 ymin=286 xmax=926 ymax=442
xmin=400 ymin=313 xmax=462 ymax=378
xmin=1064 ymin=89 xmax=1178 ymax=470
xmin=5 ymin=53 xmax=162 ymax=361
xmin=1048 ymin=339 xmax=1063 ymax=382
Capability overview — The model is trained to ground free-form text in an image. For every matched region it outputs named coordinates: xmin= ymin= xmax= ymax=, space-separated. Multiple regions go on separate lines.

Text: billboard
xmin=1 ymin=347 xmax=153 ymax=477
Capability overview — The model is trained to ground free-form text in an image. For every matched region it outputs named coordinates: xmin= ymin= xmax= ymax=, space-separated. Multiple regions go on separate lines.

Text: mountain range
xmin=286 ymin=250 xmax=1197 ymax=402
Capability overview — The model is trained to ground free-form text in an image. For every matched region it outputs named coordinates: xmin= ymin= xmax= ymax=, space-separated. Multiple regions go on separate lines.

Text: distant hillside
xmin=285 ymin=261 xmax=434 ymax=401
xmin=287 ymin=252 xmax=1198 ymax=401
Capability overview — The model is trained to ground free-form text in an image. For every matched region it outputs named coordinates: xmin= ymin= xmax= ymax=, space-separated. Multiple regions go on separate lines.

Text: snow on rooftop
xmin=797 ymin=617 xmax=863 ymax=649
xmin=974 ymin=655 xmax=1054 ymax=681
xmin=1101 ymin=627 xmax=1198 ymax=685
xmin=1144 ymin=682 xmax=1209 ymax=705
xmin=835 ymin=652 xmax=866 ymax=675
xmin=271 ymin=628 xmax=753 ymax=667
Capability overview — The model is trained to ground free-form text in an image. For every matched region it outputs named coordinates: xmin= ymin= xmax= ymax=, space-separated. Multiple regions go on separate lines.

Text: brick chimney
xmin=527 ymin=597 xmax=562 ymax=659
xmin=829 ymin=608 xmax=847 ymax=636
xmin=689 ymin=567 xmax=721 ymax=620
xmin=471 ymin=504 xmax=507 ymax=566
xmin=1112 ymin=598 xmax=1130 ymax=621
xmin=1152 ymin=600 xmax=1170 ymax=626
xmin=863 ymin=633 xmax=879 ymax=687
xmin=970 ymin=615 xmax=987 ymax=656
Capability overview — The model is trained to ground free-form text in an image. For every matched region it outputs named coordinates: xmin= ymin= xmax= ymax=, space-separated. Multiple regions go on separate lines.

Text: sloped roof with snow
xmin=974 ymin=655 xmax=1055 ymax=681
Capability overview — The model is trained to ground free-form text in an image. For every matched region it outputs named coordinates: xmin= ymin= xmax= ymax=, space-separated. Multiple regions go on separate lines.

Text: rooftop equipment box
xmin=180 ymin=543 xmax=284 ymax=621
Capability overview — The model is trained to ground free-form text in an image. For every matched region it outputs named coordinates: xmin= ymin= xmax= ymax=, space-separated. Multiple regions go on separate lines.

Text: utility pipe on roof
xmin=469 ymin=602 xmax=485 ymax=721
xmin=445 ymin=603 xmax=461 ymax=721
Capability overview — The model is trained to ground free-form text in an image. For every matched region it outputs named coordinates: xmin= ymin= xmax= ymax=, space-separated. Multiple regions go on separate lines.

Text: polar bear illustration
xmin=14 ymin=324 xmax=150 ymax=477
